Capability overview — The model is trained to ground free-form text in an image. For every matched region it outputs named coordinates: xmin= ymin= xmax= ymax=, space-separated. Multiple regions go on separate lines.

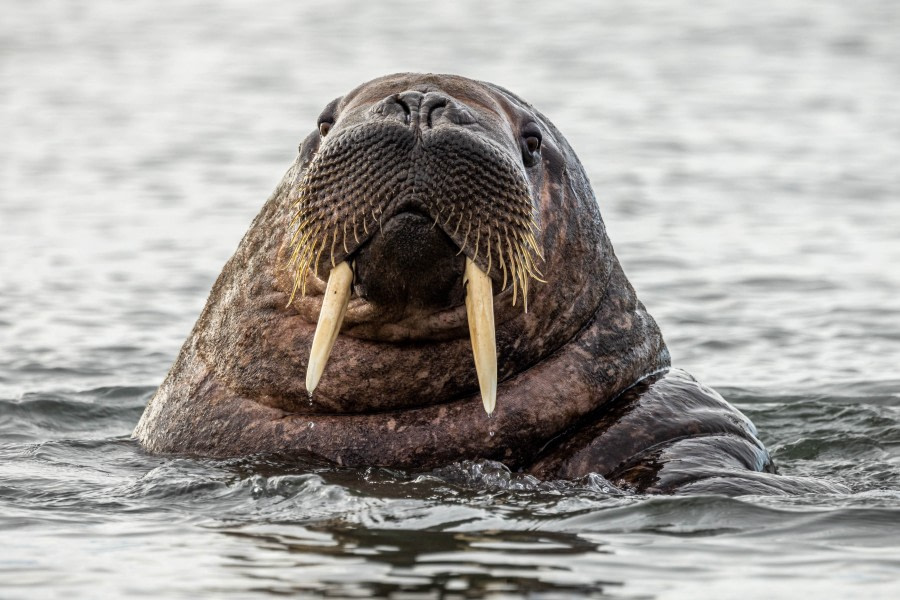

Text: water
xmin=2 ymin=0 xmax=899 ymax=597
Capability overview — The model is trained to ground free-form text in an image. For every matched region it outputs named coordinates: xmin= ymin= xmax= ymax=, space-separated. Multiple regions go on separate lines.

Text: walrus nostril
xmin=424 ymin=99 xmax=447 ymax=128
xmin=393 ymin=91 xmax=458 ymax=129
xmin=396 ymin=90 xmax=424 ymax=114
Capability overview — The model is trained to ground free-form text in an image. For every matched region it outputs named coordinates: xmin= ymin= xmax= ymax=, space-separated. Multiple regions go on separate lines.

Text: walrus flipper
xmin=528 ymin=369 xmax=845 ymax=494
xmin=610 ymin=432 xmax=848 ymax=495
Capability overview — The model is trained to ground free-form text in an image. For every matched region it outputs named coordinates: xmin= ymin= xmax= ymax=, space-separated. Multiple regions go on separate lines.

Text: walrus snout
xmin=371 ymin=90 xmax=478 ymax=130
xmin=287 ymin=120 xmax=541 ymax=304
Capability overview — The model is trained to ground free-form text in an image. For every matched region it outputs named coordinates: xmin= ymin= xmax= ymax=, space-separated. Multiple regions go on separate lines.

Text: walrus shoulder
xmin=530 ymin=369 xmax=849 ymax=494
xmin=529 ymin=370 xmax=767 ymax=488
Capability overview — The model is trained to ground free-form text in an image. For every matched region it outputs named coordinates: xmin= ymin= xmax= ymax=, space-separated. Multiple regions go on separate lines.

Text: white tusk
xmin=464 ymin=258 xmax=497 ymax=415
xmin=305 ymin=261 xmax=353 ymax=394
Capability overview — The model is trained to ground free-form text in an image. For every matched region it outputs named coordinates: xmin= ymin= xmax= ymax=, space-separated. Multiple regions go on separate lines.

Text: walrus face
xmin=289 ymin=85 xmax=543 ymax=310
xmin=199 ymin=74 xmax=613 ymax=418
xmin=287 ymin=76 xmax=550 ymax=413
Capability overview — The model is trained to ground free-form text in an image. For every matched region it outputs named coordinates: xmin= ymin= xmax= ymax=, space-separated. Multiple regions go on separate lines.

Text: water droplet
xmin=307 ymin=391 xmax=314 ymax=405
xmin=250 ymin=475 xmax=266 ymax=499
xmin=308 ymin=422 xmax=315 ymax=429
xmin=489 ymin=430 xmax=495 ymax=437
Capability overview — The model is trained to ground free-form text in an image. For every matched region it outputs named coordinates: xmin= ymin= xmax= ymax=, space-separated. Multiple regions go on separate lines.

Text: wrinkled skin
xmin=135 ymin=73 xmax=844 ymax=495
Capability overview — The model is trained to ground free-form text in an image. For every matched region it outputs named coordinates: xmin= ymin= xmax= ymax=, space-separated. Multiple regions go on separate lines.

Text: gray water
xmin=2 ymin=1 xmax=899 ymax=598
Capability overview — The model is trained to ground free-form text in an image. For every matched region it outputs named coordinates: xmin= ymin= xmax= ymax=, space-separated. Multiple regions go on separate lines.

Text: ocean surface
xmin=2 ymin=1 xmax=899 ymax=598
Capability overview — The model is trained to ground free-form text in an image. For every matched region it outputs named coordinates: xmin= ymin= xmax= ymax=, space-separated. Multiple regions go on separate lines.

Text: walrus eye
xmin=318 ymin=121 xmax=332 ymax=137
xmin=521 ymin=124 xmax=542 ymax=166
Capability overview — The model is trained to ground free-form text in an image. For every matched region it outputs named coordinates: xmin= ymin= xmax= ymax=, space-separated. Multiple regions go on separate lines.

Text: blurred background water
xmin=2 ymin=0 xmax=899 ymax=598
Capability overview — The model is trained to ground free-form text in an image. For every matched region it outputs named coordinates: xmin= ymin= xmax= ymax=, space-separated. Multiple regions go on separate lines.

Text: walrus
xmin=135 ymin=73 xmax=843 ymax=495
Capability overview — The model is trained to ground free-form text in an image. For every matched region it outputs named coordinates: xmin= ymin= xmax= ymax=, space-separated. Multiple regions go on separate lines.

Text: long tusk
xmin=305 ymin=261 xmax=353 ymax=394
xmin=464 ymin=257 xmax=497 ymax=415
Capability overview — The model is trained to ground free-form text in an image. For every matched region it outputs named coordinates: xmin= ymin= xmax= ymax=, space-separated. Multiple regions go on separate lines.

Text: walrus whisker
xmin=352 ymin=214 xmax=360 ymax=244
xmin=293 ymin=224 xmax=322 ymax=262
xmin=521 ymin=253 xmax=529 ymax=313
xmin=300 ymin=258 xmax=314 ymax=296
xmin=300 ymin=256 xmax=314 ymax=295
xmin=288 ymin=238 xmax=303 ymax=266
xmin=485 ymin=227 xmax=492 ymax=276
xmin=512 ymin=273 xmax=522 ymax=307
xmin=510 ymin=260 xmax=519 ymax=307
xmin=519 ymin=256 xmax=530 ymax=310
xmin=526 ymin=231 xmax=544 ymax=262
xmin=520 ymin=233 xmax=545 ymax=278
xmin=289 ymin=227 xmax=315 ymax=267
xmin=289 ymin=193 xmax=308 ymax=212
xmin=286 ymin=269 xmax=303 ymax=307
xmin=330 ymin=227 xmax=339 ymax=268
xmin=496 ymin=231 xmax=508 ymax=290
xmin=289 ymin=255 xmax=308 ymax=303
xmin=299 ymin=227 xmax=322 ymax=259
xmin=313 ymin=239 xmax=327 ymax=278
xmin=288 ymin=210 xmax=304 ymax=231
xmin=523 ymin=248 xmax=546 ymax=283
xmin=456 ymin=220 xmax=471 ymax=256
xmin=288 ymin=215 xmax=313 ymax=244
xmin=505 ymin=235 xmax=518 ymax=300
xmin=294 ymin=247 xmax=312 ymax=286
xmin=453 ymin=214 xmax=464 ymax=237
xmin=444 ymin=206 xmax=456 ymax=227
xmin=518 ymin=242 xmax=536 ymax=283
xmin=515 ymin=249 xmax=530 ymax=308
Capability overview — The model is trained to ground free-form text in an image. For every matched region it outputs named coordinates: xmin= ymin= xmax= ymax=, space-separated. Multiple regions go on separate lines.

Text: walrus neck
xmin=592 ymin=257 xmax=670 ymax=392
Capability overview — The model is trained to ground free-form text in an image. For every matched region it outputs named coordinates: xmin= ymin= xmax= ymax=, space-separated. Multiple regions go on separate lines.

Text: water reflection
xmin=219 ymin=526 xmax=622 ymax=599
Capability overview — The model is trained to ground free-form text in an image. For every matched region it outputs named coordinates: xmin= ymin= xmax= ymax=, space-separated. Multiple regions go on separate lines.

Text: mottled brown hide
xmin=135 ymin=73 xmax=839 ymax=494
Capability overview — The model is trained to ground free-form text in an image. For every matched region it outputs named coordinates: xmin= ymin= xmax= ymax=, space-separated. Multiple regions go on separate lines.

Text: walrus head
xmin=273 ymin=73 xmax=619 ymax=412
xmin=287 ymin=78 xmax=548 ymax=412
xmin=136 ymin=73 xmax=669 ymax=469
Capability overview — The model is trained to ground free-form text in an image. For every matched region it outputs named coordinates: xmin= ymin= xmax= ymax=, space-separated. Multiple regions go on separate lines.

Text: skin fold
xmin=134 ymin=73 xmax=845 ymax=495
